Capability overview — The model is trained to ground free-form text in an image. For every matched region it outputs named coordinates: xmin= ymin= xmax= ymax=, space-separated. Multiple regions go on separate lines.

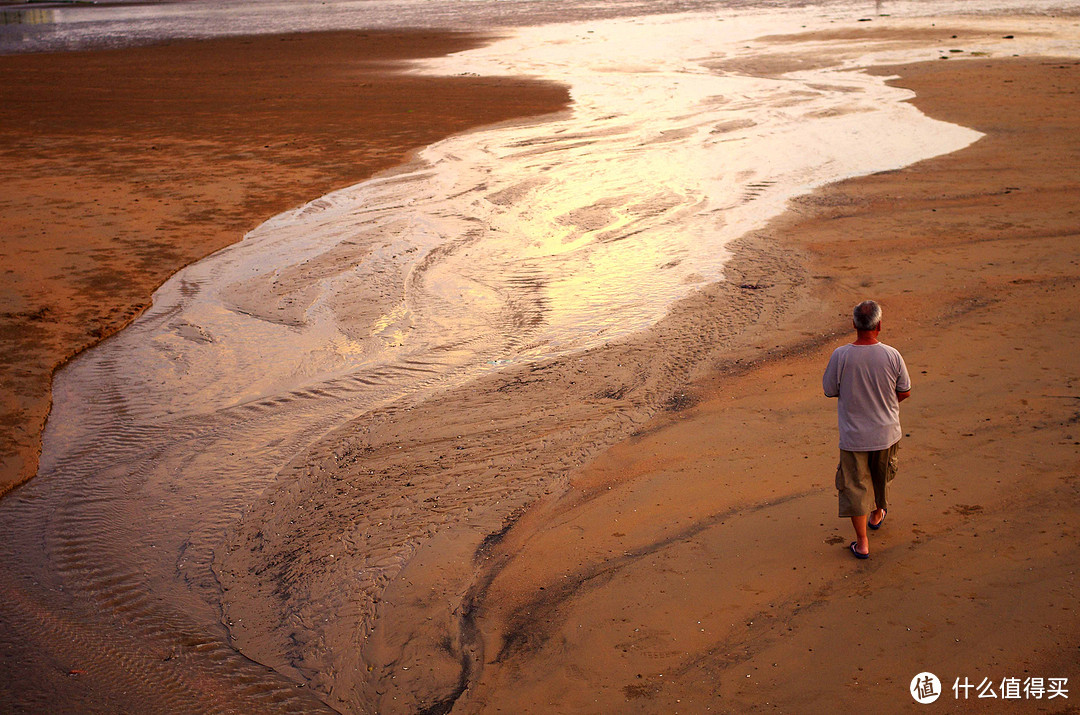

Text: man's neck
xmin=853 ymin=330 xmax=880 ymax=345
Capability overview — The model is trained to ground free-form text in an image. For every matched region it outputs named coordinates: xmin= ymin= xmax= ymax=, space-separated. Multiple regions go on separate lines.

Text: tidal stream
xmin=2 ymin=1 xmax=1075 ymax=711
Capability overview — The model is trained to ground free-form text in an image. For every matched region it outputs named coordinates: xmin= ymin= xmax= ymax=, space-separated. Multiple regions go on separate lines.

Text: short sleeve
xmin=823 ymin=348 xmax=842 ymax=397
xmin=895 ymin=351 xmax=911 ymax=393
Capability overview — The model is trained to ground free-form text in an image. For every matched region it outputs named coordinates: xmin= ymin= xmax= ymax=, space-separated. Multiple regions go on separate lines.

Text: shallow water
xmin=2 ymin=0 xmax=1078 ymax=711
xmin=0 ymin=0 xmax=1071 ymax=53
xmin=0 ymin=0 xmax=805 ymax=54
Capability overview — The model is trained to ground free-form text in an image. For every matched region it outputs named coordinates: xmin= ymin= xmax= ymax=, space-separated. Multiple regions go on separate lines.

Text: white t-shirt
xmin=822 ymin=342 xmax=911 ymax=451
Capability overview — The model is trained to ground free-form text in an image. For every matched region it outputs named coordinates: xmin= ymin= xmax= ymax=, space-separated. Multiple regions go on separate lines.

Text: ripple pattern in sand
xmin=3 ymin=6 xmax=1050 ymax=713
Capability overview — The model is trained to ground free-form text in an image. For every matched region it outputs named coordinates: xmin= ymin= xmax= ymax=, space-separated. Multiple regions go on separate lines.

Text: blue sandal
xmin=868 ymin=508 xmax=887 ymax=531
xmin=850 ymin=542 xmax=869 ymax=559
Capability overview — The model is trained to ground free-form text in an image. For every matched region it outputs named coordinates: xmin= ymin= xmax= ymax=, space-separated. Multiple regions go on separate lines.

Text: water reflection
xmin=2 ymin=0 xmax=1074 ymax=54
xmin=0 ymin=0 xmax=852 ymax=55
xmin=2 ymin=0 xmax=1077 ymax=711
xmin=1 ymin=8 xmax=55 ymax=26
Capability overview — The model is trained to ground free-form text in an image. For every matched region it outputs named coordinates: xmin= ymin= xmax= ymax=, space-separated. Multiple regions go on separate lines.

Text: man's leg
xmin=837 ymin=450 xmax=873 ymax=555
xmin=868 ymin=442 xmax=900 ymax=528
xmin=851 ymin=514 xmax=869 ymax=555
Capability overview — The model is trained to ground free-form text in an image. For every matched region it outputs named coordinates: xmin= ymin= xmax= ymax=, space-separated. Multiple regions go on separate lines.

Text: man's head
xmin=853 ymin=300 xmax=882 ymax=332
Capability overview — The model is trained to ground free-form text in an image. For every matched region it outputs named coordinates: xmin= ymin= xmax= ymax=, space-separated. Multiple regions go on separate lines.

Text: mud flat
xmin=0 ymin=29 xmax=569 ymax=712
xmin=455 ymin=56 xmax=1080 ymax=712
xmin=3 ymin=12 xmax=1079 ymax=715
xmin=219 ymin=40 xmax=1080 ymax=715
xmin=0 ymin=30 xmax=569 ymax=498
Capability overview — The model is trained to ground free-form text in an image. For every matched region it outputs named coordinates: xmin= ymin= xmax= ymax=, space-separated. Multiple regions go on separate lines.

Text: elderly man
xmin=823 ymin=300 xmax=911 ymax=559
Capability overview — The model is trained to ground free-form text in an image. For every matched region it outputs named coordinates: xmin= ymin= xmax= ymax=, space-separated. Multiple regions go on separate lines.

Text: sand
xmin=454 ymin=57 xmax=1080 ymax=711
xmin=0 ymin=29 xmax=570 ymax=498
xmin=211 ymin=50 xmax=1080 ymax=712
xmin=2 ymin=20 xmax=1078 ymax=715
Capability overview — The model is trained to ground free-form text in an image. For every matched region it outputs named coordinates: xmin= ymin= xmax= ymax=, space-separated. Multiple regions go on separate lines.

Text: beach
xmin=216 ymin=51 xmax=1080 ymax=712
xmin=1 ymin=4 xmax=1079 ymax=714
xmin=0 ymin=30 xmax=570 ymax=498
xmin=0 ymin=28 xmax=571 ymax=712
xmin=456 ymin=55 xmax=1080 ymax=711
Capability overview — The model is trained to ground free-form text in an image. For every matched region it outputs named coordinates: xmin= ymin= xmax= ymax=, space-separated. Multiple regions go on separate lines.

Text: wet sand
xmin=3 ymin=19 xmax=1078 ymax=715
xmin=457 ymin=57 xmax=1080 ymax=710
xmin=0 ymin=29 xmax=570 ymax=498
xmin=215 ymin=47 xmax=1080 ymax=714
xmin=0 ymin=29 xmax=573 ymax=713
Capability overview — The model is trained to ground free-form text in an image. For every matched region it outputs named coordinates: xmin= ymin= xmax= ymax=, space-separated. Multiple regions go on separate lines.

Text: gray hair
xmin=853 ymin=300 xmax=882 ymax=331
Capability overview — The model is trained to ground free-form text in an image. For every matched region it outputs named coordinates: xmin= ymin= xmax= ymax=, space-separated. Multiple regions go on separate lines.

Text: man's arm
xmin=895 ymin=351 xmax=911 ymax=403
xmin=823 ymin=350 xmax=841 ymax=398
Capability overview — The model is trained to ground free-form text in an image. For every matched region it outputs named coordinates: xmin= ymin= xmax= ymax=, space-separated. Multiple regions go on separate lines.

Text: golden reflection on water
xmin=8 ymin=6 xmax=1074 ymax=711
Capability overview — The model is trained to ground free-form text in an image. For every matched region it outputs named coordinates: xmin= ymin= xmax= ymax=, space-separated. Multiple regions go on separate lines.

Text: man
xmin=823 ymin=300 xmax=911 ymax=559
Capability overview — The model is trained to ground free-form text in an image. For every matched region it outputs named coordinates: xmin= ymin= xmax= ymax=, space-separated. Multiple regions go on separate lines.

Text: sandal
xmin=868 ymin=508 xmax=887 ymax=531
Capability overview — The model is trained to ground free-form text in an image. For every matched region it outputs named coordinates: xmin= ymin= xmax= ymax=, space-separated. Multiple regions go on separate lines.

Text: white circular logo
xmin=911 ymin=672 xmax=942 ymax=704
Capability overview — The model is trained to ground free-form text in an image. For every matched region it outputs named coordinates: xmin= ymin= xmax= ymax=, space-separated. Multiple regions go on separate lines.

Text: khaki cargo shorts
xmin=836 ymin=441 xmax=900 ymax=517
